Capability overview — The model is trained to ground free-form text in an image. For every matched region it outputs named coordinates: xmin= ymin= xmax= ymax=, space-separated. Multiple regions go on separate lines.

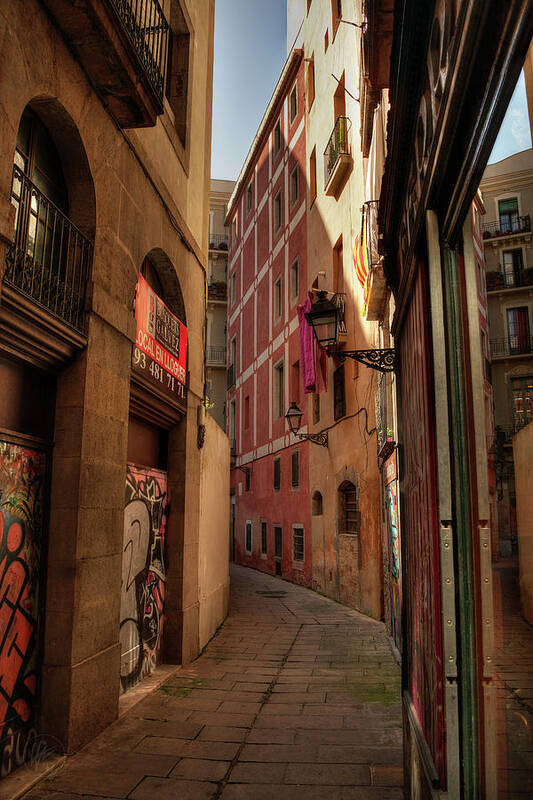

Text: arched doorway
xmin=121 ymin=250 xmax=188 ymax=692
xmin=0 ymin=99 xmax=94 ymax=776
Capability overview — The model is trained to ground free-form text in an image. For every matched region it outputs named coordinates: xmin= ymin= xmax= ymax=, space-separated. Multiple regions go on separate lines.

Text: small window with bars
xmin=245 ymin=521 xmax=252 ymax=553
xmin=273 ymin=457 xmax=281 ymax=491
xmin=334 ymin=364 xmax=346 ymax=420
xmin=293 ymin=527 xmax=304 ymax=562
xmin=291 ymin=450 xmax=300 ymax=488
xmin=338 ymin=481 xmax=359 ymax=535
xmin=261 ymin=521 xmax=267 ymax=556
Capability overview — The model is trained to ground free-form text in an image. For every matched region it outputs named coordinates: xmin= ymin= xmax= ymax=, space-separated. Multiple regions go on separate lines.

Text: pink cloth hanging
xmin=298 ymin=294 xmax=316 ymax=393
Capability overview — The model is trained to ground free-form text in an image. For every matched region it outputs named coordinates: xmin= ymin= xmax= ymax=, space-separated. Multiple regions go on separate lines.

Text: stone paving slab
xmin=25 ymin=565 xmax=403 ymax=800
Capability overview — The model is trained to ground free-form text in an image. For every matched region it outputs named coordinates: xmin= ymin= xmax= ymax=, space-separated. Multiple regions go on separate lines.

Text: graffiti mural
xmin=120 ymin=464 xmax=168 ymax=692
xmin=0 ymin=441 xmax=45 ymax=777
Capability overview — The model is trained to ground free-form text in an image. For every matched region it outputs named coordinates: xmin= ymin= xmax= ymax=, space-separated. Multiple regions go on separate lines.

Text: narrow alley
xmin=27 ymin=566 xmax=402 ymax=800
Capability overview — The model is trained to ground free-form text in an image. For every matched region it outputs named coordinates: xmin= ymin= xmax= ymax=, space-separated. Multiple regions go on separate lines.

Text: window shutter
xmin=274 ymin=458 xmax=281 ymax=490
xmin=291 ymin=451 xmax=299 ymax=487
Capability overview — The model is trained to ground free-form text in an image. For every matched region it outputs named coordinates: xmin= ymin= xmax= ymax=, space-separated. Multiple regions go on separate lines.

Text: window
xmin=331 ymin=0 xmax=342 ymax=34
xmin=261 ymin=521 xmax=268 ymax=555
xmin=312 ymin=491 xmax=323 ymax=516
xmin=511 ymin=376 xmax=533 ymax=432
xmin=289 ymin=85 xmax=298 ymax=124
xmin=245 ymin=469 xmax=251 ymax=492
xmin=307 ymin=56 xmax=315 ymax=109
xmin=310 ymin=147 xmax=317 ymax=203
xmin=503 ymin=249 xmax=523 ymax=288
xmin=166 ymin=10 xmax=191 ymax=148
xmin=232 ymin=217 xmax=237 ymax=245
xmin=507 ymin=307 xmax=530 ymax=355
xmin=498 ymin=197 xmax=519 ymax=233
xmin=230 ymin=337 xmax=237 ymax=368
xmin=313 ymin=393 xmax=320 ymax=424
xmin=339 ymin=481 xmax=359 ymax=535
xmin=291 ymin=450 xmax=300 ymax=488
xmin=290 ymin=258 xmax=299 ymax=301
xmin=273 ymin=458 xmax=281 ymax=491
xmin=274 ymin=360 xmax=285 ymax=418
xmin=333 ymin=364 xmax=346 ymax=420
xmin=245 ymin=521 xmax=252 ymax=553
xmin=229 ymin=399 xmax=236 ymax=443
xmin=231 ymin=272 xmax=236 ymax=303
xmin=274 ymin=190 xmax=282 ymax=233
xmin=244 ymin=395 xmax=250 ymax=429
xmin=293 ymin=527 xmax=304 ymax=562
xmin=290 ymin=166 xmax=299 ymax=206
xmin=274 ymin=526 xmax=283 ymax=558
xmin=273 ymin=119 xmax=282 ymax=157
xmin=333 ymin=235 xmax=344 ymax=292
xmin=246 ymin=181 xmax=253 ymax=214
xmin=291 ymin=360 xmax=300 ymax=404
xmin=274 ymin=276 xmax=282 ymax=321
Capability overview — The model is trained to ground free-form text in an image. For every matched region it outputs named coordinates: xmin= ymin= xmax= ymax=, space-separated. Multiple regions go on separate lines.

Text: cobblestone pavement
xmin=28 ymin=565 xmax=403 ymax=800
xmin=493 ymin=560 xmax=533 ymax=798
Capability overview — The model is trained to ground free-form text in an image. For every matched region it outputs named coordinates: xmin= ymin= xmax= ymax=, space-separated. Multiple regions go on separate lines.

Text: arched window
xmin=338 ymin=481 xmax=359 ymax=535
xmin=312 ymin=490 xmax=323 ymax=516
xmin=7 ymin=104 xmax=94 ymax=332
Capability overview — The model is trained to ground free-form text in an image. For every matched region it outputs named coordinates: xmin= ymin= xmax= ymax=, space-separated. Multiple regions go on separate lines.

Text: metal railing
xmin=227 ymin=363 xmax=235 ymax=389
xmin=108 ymin=0 xmax=169 ymax=102
xmin=482 ymin=215 xmax=531 ymax=238
xmin=206 ymin=345 xmax=226 ymax=365
xmin=208 ymin=233 xmax=229 ymax=251
xmin=208 ymin=281 xmax=227 ymax=301
xmin=324 ymin=116 xmax=351 ymax=187
xmin=490 ymin=336 xmax=533 ymax=358
xmin=5 ymin=165 xmax=92 ymax=332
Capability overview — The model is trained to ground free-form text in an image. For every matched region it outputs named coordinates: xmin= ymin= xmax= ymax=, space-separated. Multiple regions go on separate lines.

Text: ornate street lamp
xmin=304 ymin=291 xmax=396 ymax=373
xmin=285 ymin=402 xmax=329 ymax=447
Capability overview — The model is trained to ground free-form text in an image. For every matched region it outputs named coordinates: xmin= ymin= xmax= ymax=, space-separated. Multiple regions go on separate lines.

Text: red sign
xmin=133 ymin=274 xmax=188 ymax=403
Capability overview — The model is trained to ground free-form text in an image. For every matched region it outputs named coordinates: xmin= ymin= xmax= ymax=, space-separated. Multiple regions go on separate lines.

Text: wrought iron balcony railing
xmin=108 ymin=0 xmax=169 ymax=103
xmin=208 ymin=233 xmax=229 ymax=251
xmin=324 ymin=116 xmax=351 ymax=187
xmin=490 ymin=335 xmax=533 ymax=358
xmin=486 ymin=268 xmax=533 ymax=290
xmin=227 ymin=363 xmax=235 ymax=389
xmin=5 ymin=166 xmax=92 ymax=333
xmin=206 ymin=345 xmax=227 ymax=366
xmin=482 ymin=215 xmax=531 ymax=239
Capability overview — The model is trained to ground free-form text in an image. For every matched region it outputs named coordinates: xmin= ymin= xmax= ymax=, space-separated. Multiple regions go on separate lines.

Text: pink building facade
xmin=226 ymin=50 xmax=313 ymax=586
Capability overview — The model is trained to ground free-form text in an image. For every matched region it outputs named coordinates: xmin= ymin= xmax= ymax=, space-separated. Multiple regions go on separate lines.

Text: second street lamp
xmin=285 ymin=402 xmax=329 ymax=448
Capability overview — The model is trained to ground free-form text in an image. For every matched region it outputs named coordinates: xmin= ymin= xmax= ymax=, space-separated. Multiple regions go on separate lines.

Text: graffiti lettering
xmin=0 ymin=442 xmax=45 ymax=777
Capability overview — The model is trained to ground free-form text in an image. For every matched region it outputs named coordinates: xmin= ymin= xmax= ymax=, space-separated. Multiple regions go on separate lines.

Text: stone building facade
xmin=207 ymin=179 xmax=234 ymax=430
xmin=0 ymin=0 xmax=229 ymax=777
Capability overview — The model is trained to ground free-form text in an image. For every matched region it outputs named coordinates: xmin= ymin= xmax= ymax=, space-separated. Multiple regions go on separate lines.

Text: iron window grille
xmin=293 ymin=527 xmax=304 ymax=562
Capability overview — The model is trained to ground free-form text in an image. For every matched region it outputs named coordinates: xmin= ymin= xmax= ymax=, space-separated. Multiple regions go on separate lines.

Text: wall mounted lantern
xmin=285 ymin=402 xmax=329 ymax=447
xmin=305 ymin=290 xmax=396 ymax=373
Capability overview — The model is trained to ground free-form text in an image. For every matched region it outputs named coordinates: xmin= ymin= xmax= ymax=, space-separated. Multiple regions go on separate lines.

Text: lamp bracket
xmin=237 ymin=464 xmax=251 ymax=476
xmin=333 ymin=348 xmax=397 ymax=373
xmin=297 ymin=432 xmax=329 ymax=448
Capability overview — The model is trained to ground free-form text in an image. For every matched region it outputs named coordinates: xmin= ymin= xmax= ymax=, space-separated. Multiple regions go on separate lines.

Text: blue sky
xmin=210 ymin=2 xmax=531 ymax=178
xmin=211 ymin=0 xmax=286 ymax=180
xmin=489 ymin=71 xmax=532 ymax=164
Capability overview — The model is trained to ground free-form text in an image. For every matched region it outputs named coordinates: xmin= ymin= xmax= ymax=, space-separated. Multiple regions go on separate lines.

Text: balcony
xmin=227 ymin=363 xmax=235 ymax=389
xmin=208 ymin=281 xmax=228 ymax=302
xmin=324 ymin=117 xmax=353 ymax=197
xmin=206 ymin=345 xmax=226 ymax=367
xmin=486 ymin=268 xmax=533 ymax=291
xmin=490 ymin=336 xmax=533 ymax=359
xmin=5 ymin=166 xmax=92 ymax=334
xmin=363 ymin=201 xmax=388 ymax=321
xmin=41 ymin=0 xmax=169 ymax=127
xmin=482 ymin=215 xmax=531 ymax=246
xmin=209 ymin=233 xmax=229 ymax=252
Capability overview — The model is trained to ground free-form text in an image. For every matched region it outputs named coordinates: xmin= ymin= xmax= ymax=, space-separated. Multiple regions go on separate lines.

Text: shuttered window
xmin=261 ymin=521 xmax=268 ymax=555
xmin=293 ymin=527 xmax=304 ymax=562
xmin=291 ymin=451 xmax=299 ymax=488
xmin=245 ymin=521 xmax=252 ymax=553
xmin=339 ymin=481 xmax=359 ymax=535
xmin=273 ymin=457 xmax=281 ymax=491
